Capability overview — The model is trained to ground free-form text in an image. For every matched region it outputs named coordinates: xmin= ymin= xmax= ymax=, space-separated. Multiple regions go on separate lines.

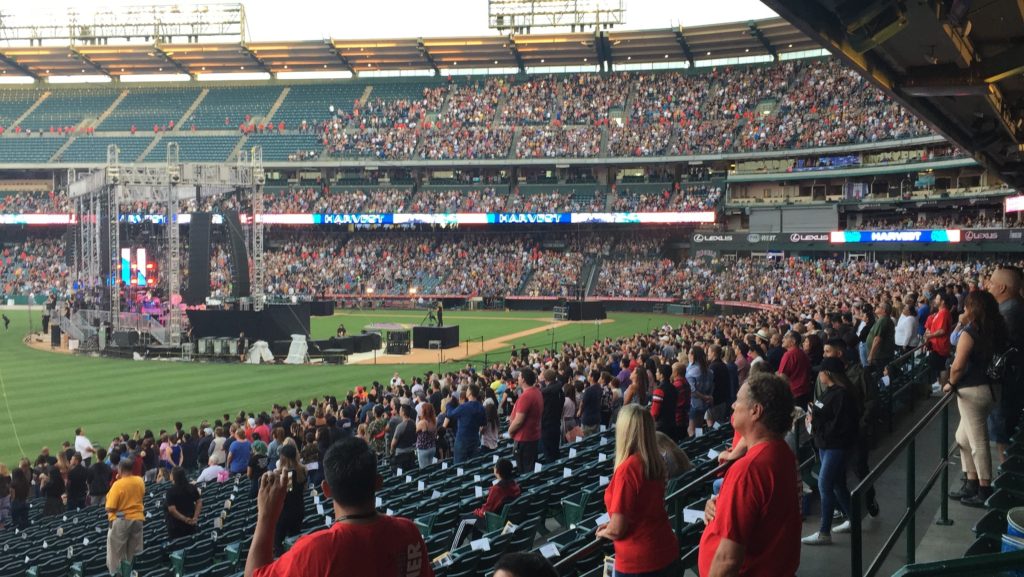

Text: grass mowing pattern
xmin=0 ymin=309 xmax=673 ymax=464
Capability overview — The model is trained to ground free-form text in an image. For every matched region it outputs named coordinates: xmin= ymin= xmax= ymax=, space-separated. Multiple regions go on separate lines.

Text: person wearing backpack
xmin=944 ymin=291 xmax=1009 ymax=507
xmin=986 ymin=266 xmax=1024 ymax=465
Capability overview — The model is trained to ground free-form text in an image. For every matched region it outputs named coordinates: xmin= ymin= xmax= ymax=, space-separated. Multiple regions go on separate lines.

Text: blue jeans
xmin=818 ymin=448 xmax=851 ymax=534
xmin=453 ymin=438 xmax=478 ymax=464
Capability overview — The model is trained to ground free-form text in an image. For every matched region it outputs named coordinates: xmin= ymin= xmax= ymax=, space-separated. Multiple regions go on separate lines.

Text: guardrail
xmin=850 ymin=388 xmax=957 ymax=577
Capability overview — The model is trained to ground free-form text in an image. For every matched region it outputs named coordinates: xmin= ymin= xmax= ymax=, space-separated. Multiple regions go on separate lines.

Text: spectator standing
xmin=106 ymin=459 xmax=145 ymax=575
xmin=88 ymin=448 xmax=113 ymax=508
xmin=10 ymin=465 xmax=30 ymax=530
xmin=209 ymin=427 xmax=228 ymax=466
xmin=777 ymin=330 xmax=812 ymax=407
xmin=579 ymin=370 xmax=604 ymax=436
xmin=651 ymin=364 xmax=680 ymax=440
xmin=802 ymin=358 xmax=862 ymax=545
xmin=596 ymin=404 xmax=679 ymax=576
xmin=443 ymin=384 xmax=486 ymax=464
xmin=227 ymin=430 xmax=252 ymax=477
xmin=686 ymin=346 xmax=713 ymax=437
xmin=540 ymin=369 xmax=565 ymax=461
xmin=66 ymin=453 xmax=89 ymax=510
xmin=866 ymin=302 xmax=897 ymax=375
xmin=75 ymin=427 xmax=96 ymax=466
xmin=986 ymin=266 xmax=1024 ymax=464
xmin=165 ymin=467 xmax=202 ymax=539
xmin=894 ymin=303 xmax=920 ymax=353
xmin=40 ymin=461 xmax=65 ymax=516
xmin=244 ymin=437 xmax=432 ymax=577
xmin=273 ymin=444 xmax=308 ymax=555
xmin=945 ymin=291 xmax=1008 ymax=507
xmin=509 ymin=368 xmax=543 ymax=474
xmin=924 ymin=294 xmax=953 ymax=387
xmin=699 ymin=373 xmax=801 ymax=576
xmin=390 ymin=405 xmax=417 ymax=473
xmin=415 ymin=403 xmax=438 ymax=469
xmin=248 ymin=441 xmax=269 ymax=497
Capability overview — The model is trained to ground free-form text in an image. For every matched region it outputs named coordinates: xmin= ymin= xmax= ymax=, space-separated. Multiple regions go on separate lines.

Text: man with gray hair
xmin=986 ymin=265 xmax=1024 ymax=463
xmin=699 ymin=373 xmax=801 ymax=576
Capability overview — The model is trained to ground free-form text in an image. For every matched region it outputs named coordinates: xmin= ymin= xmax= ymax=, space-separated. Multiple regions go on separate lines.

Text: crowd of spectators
xmin=0 ymin=239 xmax=70 ymax=297
xmin=418 ymin=126 xmax=514 ymax=160
xmin=0 ymin=191 xmax=69 ymax=213
xmin=515 ymin=126 xmax=603 ymax=159
xmin=856 ymin=209 xmax=1009 ymax=230
xmin=263 ymin=188 xmax=410 ymax=214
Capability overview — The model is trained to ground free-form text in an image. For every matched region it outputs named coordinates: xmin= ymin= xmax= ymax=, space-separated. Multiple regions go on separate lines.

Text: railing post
xmin=937 ymin=401 xmax=953 ymax=526
xmin=851 ymin=488 xmax=863 ymax=577
xmin=906 ymin=438 xmax=916 ymax=565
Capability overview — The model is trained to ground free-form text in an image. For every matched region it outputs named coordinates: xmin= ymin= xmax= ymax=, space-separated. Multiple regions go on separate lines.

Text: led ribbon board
xmin=829 ymin=230 xmax=962 ymax=243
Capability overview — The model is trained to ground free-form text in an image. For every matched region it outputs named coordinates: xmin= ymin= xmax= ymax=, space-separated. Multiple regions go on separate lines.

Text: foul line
xmin=0 ymin=364 xmax=26 ymax=457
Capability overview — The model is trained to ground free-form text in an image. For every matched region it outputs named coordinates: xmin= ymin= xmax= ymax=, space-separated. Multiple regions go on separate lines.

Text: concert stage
xmin=186 ymin=304 xmax=310 ymax=342
xmin=412 ymin=325 xmax=460 ymax=349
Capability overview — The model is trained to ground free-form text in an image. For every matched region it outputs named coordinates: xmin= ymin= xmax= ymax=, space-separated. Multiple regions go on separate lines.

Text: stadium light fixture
xmin=706 ymin=51 xmax=711 ymax=55
xmin=366 ymin=287 xmax=374 ymax=294
xmin=409 ymin=287 xmax=418 ymax=295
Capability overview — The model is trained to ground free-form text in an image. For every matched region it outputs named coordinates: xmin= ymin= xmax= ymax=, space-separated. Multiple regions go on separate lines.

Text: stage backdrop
xmin=187 ymin=304 xmax=310 ymax=342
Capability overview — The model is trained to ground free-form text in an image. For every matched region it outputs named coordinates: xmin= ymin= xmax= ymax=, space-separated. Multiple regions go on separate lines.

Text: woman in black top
xmin=165 ymin=467 xmax=202 ymax=539
xmin=945 ymin=290 xmax=1009 ymax=507
xmin=10 ymin=465 xmax=31 ymax=530
xmin=274 ymin=444 xmax=307 ymax=556
xmin=803 ymin=357 xmax=861 ymax=546
xmin=247 ymin=441 xmax=269 ymax=498
xmin=40 ymin=464 xmax=65 ymax=516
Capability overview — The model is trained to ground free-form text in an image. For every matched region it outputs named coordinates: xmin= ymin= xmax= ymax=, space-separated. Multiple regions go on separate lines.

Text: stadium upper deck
xmin=0 ymin=17 xmax=946 ymax=168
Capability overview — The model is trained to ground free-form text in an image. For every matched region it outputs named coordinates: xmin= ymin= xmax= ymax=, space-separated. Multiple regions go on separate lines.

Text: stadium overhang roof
xmin=762 ymin=0 xmax=1024 ymax=187
xmin=0 ymin=17 xmax=814 ymax=79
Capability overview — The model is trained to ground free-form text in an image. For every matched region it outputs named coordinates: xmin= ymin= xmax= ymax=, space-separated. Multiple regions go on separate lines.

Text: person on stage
xmin=337 ymin=324 xmax=347 ymax=338
xmin=436 ymin=302 xmax=444 ymax=327
xmin=238 ymin=332 xmax=250 ymax=363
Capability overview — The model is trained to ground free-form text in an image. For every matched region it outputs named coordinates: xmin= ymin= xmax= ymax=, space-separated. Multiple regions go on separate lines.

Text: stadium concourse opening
xmin=1 ymin=1 xmax=1024 ymax=576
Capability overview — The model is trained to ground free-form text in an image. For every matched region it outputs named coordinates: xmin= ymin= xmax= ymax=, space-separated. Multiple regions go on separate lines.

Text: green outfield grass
xmin=0 ymin=308 xmax=676 ymax=465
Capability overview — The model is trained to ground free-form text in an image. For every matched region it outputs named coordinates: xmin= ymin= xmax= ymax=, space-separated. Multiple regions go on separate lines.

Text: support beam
xmin=68 ymin=46 xmax=109 ymax=77
xmin=0 ymin=52 xmax=39 ymax=79
xmin=747 ymin=21 xmax=779 ymax=61
xmin=416 ymin=39 xmax=441 ymax=76
xmin=508 ymin=36 xmax=526 ymax=73
xmin=327 ymin=42 xmax=357 ymax=76
xmin=595 ymin=31 xmax=613 ymax=71
xmin=152 ymin=45 xmax=194 ymax=78
xmin=673 ymin=29 xmax=695 ymax=68
xmin=238 ymin=44 xmax=271 ymax=74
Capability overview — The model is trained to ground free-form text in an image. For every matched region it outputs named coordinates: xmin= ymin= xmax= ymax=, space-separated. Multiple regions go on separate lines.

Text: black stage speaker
xmin=184 ymin=212 xmax=212 ymax=305
xmin=223 ymin=210 xmax=250 ymax=298
xmin=63 ymin=229 xmax=76 ymax=268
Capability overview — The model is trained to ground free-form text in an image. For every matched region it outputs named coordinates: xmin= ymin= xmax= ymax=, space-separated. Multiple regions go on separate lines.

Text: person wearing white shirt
xmin=75 ymin=427 xmax=96 ymax=465
xmin=196 ymin=456 xmax=226 ymax=484
xmin=894 ymin=303 xmax=920 ymax=353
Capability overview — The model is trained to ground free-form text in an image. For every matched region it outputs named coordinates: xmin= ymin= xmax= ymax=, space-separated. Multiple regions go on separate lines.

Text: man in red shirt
xmin=699 ymin=373 xmax=801 ymax=577
xmin=777 ymin=330 xmax=812 ymax=407
xmin=923 ymin=293 xmax=953 ymax=386
xmin=508 ymin=368 xmax=542 ymax=475
xmin=245 ymin=437 xmax=432 ymax=577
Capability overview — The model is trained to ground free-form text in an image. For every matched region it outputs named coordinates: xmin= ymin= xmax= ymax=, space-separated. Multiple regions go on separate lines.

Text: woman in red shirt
xmin=473 ymin=458 xmax=521 ymax=519
xmin=597 ymin=404 xmax=679 ymax=576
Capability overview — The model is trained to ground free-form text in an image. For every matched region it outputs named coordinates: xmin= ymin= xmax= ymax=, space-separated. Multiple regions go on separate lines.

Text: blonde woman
xmin=596 ymin=404 xmax=679 ymax=576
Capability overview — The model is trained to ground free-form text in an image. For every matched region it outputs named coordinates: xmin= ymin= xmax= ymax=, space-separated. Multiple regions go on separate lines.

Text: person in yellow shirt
xmin=106 ymin=459 xmax=146 ymax=575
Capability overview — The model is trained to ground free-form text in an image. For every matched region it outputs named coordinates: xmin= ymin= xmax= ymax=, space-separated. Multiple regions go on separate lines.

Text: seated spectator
xmin=195 ymin=456 xmax=226 ymax=484
xmin=473 ymin=458 xmax=521 ymax=519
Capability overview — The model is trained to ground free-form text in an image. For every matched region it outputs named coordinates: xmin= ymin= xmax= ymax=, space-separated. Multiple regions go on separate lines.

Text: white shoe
xmin=833 ymin=520 xmax=852 ymax=534
xmin=802 ymin=532 xmax=833 ymax=545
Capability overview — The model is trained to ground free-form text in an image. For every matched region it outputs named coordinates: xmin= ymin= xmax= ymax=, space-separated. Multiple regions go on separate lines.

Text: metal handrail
xmin=850 ymin=387 xmax=957 ymax=577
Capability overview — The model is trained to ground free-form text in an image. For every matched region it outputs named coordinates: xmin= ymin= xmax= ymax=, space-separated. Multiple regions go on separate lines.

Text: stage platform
xmin=412 ymin=325 xmax=460 ymax=349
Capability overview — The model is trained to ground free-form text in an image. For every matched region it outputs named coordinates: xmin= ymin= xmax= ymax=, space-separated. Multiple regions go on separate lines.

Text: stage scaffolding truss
xmin=67 ymin=143 xmax=265 ymax=347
